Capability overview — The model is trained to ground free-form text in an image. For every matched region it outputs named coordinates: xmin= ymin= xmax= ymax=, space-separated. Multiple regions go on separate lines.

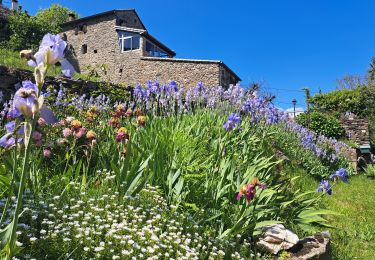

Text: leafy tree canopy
xmin=3 ymin=4 xmax=77 ymax=51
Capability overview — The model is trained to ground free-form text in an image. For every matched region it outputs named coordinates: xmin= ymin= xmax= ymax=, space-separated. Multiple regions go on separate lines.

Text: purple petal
xmin=60 ymin=59 xmax=76 ymax=78
xmin=40 ymin=106 xmax=58 ymax=124
xmin=27 ymin=60 xmax=37 ymax=67
xmin=0 ymin=134 xmax=16 ymax=148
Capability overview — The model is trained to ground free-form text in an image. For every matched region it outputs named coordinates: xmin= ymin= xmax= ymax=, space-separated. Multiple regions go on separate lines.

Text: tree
xmin=367 ymin=57 xmax=375 ymax=85
xmin=335 ymin=74 xmax=365 ymax=90
xmin=35 ymin=4 xmax=78 ymax=34
xmin=5 ymin=4 xmax=77 ymax=51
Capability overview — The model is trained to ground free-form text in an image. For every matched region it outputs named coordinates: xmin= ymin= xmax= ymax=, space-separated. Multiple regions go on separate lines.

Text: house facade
xmin=60 ymin=9 xmax=240 ymax=88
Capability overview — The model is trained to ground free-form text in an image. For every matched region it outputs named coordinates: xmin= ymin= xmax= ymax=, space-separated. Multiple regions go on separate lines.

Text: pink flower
xmin=32 ymin=131 xmax=42 ymax=141
xmin=43 ymin=149 xmax=51 ymax=157
xmin=38 ymin=117 xmax=46 ymax=127
xmin=74 ymin=127 xmax=87 ymax=139
xmin=63 ymin=128 xmax=72 ymax=138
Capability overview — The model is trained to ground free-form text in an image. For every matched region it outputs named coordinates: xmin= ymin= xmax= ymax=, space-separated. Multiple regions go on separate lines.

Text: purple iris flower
xmin=0 ymin=134 xmax=21 ymax=148
xmin=168 ymin=80 xmax=179 ymax=92
xmin=27 ymin=34 xmax=75 ymax=77
xmin=9 ymin=81 xmax=58 ymax=123
xmin=33 ymin=33 xmax=67 ymax=66
xmin=330 ymin=168 xmax=349 ymax=183
xmin=228 ymin=113 xmax=241 ymax=124
xmin=223 ymin=113 xmax=241 ymax=131
xmin=194 ymin=82 xmax=205 ymax=95
xmin=316 ymin=179 xmax=332 ymax=195
xmin=13 ymin=81 xmax=38 ymax=118
xmin=0 ymin=121 xmax=24 ymax=148
xmin=223 ymin=120 xmax=236 ymax=131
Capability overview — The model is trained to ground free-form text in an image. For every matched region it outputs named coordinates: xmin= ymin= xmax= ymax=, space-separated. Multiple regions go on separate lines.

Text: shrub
xmin=296 ymin=111 xmax=345 ymax=139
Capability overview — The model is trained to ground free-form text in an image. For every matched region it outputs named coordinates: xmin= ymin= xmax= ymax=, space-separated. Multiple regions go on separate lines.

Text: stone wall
xmin=61 ymin=14 xmax=120 ymax=74
xmin=0 ymin=65 xmax=126 ymax=102
xmin=342 ymin=114 xmax=370 ymax=145
xmin=114 ymin=57 xmax=221 ymax=87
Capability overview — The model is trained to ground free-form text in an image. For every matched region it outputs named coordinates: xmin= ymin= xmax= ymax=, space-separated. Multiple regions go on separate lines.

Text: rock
xmin=257 ymin=224 xmax=299 ymax=254
xmin=289 ymin=231 xmax=331 ymax=260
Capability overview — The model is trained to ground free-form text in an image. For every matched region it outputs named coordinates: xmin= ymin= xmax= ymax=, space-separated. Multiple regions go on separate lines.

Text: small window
xmin=79 ymin=24 xmax=87 ymax=33
xmin=94 ymin=49 xmax=97 ymax=53
xmin=119 ymin=68 xmax=123 ymax=73
xmin=134 ymin=19 xmax=137 ymax=23
xmin=81 ymin=44 xmax=87 ymax=54
xmin=118 ymin=31 xmax=140 ymax=52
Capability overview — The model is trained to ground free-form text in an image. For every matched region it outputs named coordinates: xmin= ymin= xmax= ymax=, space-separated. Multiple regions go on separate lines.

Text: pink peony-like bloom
xmin=43 ymin=148 xmax=51 ymax=157
xmin=63 ymin=128 xmax=72 ymax=138
xmin=74 ymin=127 xmax=87 ymax=139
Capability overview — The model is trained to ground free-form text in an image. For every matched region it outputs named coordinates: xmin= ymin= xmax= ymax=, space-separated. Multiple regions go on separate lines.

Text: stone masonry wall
xmin=113 ymin=57 xmax=221 ymax=87
xmin=61 ymin=14 xmax=118 ymax=74
xmin=342 ymin=115 xmax=370 ymax=145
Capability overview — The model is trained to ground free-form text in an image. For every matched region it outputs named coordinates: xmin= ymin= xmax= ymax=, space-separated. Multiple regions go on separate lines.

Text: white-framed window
xmin=145 ymin=41 xmax=168 ymax=57
xmin=118 ymin=31 xmax=140 ymax=52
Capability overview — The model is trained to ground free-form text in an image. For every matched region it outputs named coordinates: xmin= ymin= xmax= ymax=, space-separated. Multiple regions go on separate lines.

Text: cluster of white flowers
xmin=1 ymin=183 xmax=264 ymax=259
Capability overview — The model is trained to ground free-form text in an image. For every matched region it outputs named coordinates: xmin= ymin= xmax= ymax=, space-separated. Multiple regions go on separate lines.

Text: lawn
xmin=324 ymin=175 xmax=375 ymax=260
xmin=294 ymin=166 xmax=375 ymax=260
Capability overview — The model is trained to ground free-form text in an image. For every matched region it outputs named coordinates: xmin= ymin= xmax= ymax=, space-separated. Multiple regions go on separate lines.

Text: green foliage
xmin=0 ymin=48 xmax=30 ymax=70
xmin=296 ymin=111 xmax=345 ymax=139
xmin=309 ymin=85 xmax=375 ymax=144
xmin=3 ymin=4 xmax=76 ymax=51
xmin=269 ymin=124 xmax=350 ymax=179
xmin=309 ymin=86 xmax=370 ymax=117
xmin=35 ymin=4 xmax=77 ymax=34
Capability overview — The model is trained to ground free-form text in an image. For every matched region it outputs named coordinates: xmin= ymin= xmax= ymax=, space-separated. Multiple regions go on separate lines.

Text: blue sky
xmin=6 ymin=0 xmax=375 ymax=109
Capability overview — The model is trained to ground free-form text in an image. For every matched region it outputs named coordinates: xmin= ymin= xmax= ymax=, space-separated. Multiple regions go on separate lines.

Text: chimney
xmin=11 ymin=0 xmax=18 ymax=11
xmin=68 ymin=13 xmax=76 ymax=22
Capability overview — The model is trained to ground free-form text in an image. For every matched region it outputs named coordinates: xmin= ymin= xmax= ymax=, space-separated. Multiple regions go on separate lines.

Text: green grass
xmin=0 ymin=48 xmax=31 ymax=70
xmin=292 ymin=164 xmax=375 ymax=260
xmin=0 ymin=48 xmax=62 ymax=76
xmin=324 ymin=175 xmax=375 ymax=260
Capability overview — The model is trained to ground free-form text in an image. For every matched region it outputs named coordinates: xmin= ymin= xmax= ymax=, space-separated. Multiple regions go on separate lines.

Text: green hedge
xmin=296 ymin=111 xmax=345 ymax=139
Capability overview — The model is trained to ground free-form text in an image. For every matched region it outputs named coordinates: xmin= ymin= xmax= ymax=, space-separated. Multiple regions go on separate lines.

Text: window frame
xmin=118 ymin=31 xmax=140 ymax=53
xmin=145 ymin=40 xmax=168 ymax=58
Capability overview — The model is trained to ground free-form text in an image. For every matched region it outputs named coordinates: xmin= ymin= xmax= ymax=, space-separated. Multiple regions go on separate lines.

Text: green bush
xmin=296 ymin=112 xmax=345 ymax=139
xmin=3 ymin=4 xmax=77 ymax=51
xmin=309 ymin=85 xmax=375 ymax=144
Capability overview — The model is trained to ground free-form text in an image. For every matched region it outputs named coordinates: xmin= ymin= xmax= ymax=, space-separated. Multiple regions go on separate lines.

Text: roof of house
xmin=60 ymin=9 xmax=147 ymax=30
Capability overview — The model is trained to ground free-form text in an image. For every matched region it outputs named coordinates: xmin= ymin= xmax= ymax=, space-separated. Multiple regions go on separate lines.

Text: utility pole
xmin=302 ymin=87 xmax=311 ymax=127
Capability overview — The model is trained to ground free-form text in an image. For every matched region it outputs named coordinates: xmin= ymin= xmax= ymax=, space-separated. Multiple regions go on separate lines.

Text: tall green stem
xmin=0 ymin=144 xmax=18 ymax=226
xmin=8 ymin=119 xmax=35 ymax=259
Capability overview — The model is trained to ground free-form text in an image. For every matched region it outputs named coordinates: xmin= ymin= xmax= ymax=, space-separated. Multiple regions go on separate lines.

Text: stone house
xmin=60 ymin=9 xmax=240 ymax=88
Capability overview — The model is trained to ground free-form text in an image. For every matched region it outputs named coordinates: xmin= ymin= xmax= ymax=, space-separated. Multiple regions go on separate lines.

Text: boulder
xmin=257 ymin=224 xmax=299 ymax=254
xmin=289 ymin=231 xmax=331 ymax=260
